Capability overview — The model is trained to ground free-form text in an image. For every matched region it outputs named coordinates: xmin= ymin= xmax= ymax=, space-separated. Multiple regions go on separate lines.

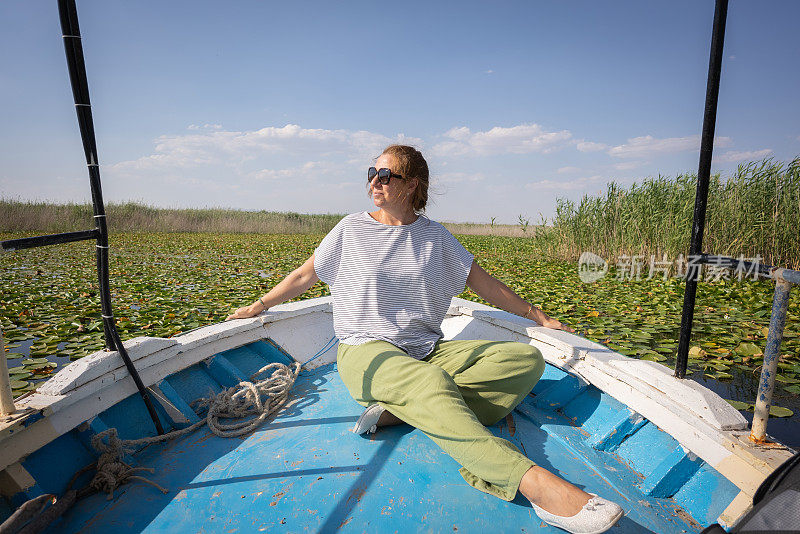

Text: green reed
xmin=542 ymin=157 xmax=800 ymax=268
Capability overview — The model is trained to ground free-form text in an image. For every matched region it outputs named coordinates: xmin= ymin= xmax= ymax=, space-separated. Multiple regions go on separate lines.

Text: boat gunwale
xmin=0 ymin=299 xmax=331 ymax=471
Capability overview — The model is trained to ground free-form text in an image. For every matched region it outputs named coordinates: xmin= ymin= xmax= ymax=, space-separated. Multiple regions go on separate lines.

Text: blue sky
xmin=1 ymin=0 xmax=798 ymax=224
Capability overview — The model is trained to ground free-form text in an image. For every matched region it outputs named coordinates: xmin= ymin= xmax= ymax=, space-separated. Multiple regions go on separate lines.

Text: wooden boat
xmin=0 ymin=296 xmax=794 ymax=532
xmin=2 ymin=1 xmax=797 ymax=532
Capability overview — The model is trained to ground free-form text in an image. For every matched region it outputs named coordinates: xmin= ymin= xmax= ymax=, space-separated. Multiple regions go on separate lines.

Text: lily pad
xmin=776 ymin=374 xmax=800 ymax=384
xmin=689 ymin=346 xmax=707 ymax=358
xmin=640 ymin=353 xmax=667 ymax=362
xmin=735 ymin=342 xmax=763 ymax=357
xmin=21 ymin=358 xmax=49 ymax=366
xmin=724 ymin=399 xmax=793 ymax=417
xmin=25 ymin=362 xmax=57 ymax=371
xmin=770 ymin=406 xmax=794 ymax=418
xmin=725 ymin=399 xmax=752 ymax=410
xmin=1 ymin=232 xmax=798 ymax=422
xmin=705 ymin=371 xmax=733 ymax=380
xmin=8 ymin=370 xmax=32 ymax=380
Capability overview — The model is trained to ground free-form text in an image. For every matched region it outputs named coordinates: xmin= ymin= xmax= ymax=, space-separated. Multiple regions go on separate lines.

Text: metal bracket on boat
xmin=147 ymin=385 xmax=191 ymax=425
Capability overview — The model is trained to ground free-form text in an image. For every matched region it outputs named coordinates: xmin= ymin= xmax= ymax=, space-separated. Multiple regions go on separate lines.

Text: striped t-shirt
xmin=314 ymin=211 xmax=475 ymax=359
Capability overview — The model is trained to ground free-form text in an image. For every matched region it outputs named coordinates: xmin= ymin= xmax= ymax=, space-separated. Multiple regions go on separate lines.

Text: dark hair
xmin=378 ymin=145 xmax=430 ymax=212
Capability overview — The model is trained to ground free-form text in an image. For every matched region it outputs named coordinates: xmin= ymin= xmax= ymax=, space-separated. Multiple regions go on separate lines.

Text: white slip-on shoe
xmin=529 ymin=493 xmax=624 ymax=534
xmin=352 ymin=404 xmax=386 ymax=435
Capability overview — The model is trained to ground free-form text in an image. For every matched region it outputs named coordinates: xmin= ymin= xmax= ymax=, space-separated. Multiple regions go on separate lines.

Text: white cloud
xmin=92 ymin=121 xmax=757 ymax=221
xmin=112 ymin=124 xmax=420 ymax=172
xmin=444 ymin=126 xmax=472 ymax=141
xmin=100 ymin=124 xmax=427 ymax=214
xmin=613 ymin=161 xmax=644 ymax=171
xmin=187 ymin=123 xmax=222 ymax=131
xmin=525 ymin=174 xmax=604 ymax=191
xmin=607 ymin=134 xmax=732 ymax=159
xmin=714 ymin=149 xmax=773 ymax=163
xmin=431 ymin=124 xmax=573 ymax=157
xmin=250 ymin=161 xmax=333 ymax=181
xmin=576 ymin=141 xmax=608 ymax=152
xmin=484 ymin=69 xmax=494 ymax=74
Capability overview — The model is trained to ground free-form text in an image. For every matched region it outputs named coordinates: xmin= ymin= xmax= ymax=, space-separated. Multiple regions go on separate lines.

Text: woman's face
xmin=370 ymin=154 xmax=417 ymax=211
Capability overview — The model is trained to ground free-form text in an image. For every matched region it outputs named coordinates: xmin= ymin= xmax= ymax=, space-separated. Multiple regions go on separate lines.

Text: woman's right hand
xmin=226 ymin=303 xmax=264 ymax=321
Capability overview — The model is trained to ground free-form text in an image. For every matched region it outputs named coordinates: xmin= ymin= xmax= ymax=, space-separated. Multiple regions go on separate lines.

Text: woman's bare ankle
xmin=377 ymin=410 xmax=404 ymax=427
xmin=519 ymin=466 xmax=591 ymax=517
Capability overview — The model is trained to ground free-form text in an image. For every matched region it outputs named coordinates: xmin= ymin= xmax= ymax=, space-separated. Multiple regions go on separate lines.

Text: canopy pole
xmin=675 ymin=0 xmax=729 ymax=379
xmin=57 ymin=0 xmax=164 ymax=434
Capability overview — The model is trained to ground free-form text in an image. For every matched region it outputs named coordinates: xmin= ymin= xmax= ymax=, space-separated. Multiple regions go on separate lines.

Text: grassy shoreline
xmin=0 ymin=200 xmax=530 ymax=237
xmin=3 ymin=156 xmax=798 ymax=266
xmin=0 ymin=201 xmax=346 ymax=235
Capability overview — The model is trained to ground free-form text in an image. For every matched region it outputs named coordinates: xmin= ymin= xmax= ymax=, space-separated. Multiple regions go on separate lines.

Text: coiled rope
xmin=0 ymin=360 xmax=301 ymax=534
xmin=88 ymin=361 xmax=301 ymax=499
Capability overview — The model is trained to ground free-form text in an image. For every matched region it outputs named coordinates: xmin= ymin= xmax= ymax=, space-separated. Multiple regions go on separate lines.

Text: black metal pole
xmin=57 ymin=0 xmax=164 ymax=434
xmin=1 ymin=229 xmax=99 ymax=252
xmin=675 ymin=0 xmax=728 ymax=379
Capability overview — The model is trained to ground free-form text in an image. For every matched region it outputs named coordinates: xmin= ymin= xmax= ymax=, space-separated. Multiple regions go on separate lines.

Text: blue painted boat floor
xmin=51 ymin=362 xmax=701 ymax=533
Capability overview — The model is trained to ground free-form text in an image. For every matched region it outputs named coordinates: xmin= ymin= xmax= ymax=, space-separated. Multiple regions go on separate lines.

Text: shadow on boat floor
xmin=48 ymin=363 xmax=695 ymax=533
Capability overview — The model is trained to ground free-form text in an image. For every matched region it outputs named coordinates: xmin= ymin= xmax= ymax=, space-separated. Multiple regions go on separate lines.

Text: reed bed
xmin=541 ymin=157 xmax=800 ymax=268
xmin=0 ymin=201 xmax=345 ymax=235
xmin=0 ymin=200 xmax=527 ymax=237
xmin=438 ymin=222 xmax=531 ymax=237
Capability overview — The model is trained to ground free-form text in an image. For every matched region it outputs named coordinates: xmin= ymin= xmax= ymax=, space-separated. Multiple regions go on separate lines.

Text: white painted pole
xmin=0 ymin=325 xmax=16 ymax=415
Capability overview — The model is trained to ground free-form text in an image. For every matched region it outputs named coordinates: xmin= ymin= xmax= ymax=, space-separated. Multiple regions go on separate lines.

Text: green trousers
xmin=336 ymin=339 xmax=545 ymax=501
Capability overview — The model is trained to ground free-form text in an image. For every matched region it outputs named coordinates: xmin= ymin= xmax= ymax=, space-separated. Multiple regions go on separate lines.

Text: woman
xmin=227 ymin=145 xmax=623 ymax=533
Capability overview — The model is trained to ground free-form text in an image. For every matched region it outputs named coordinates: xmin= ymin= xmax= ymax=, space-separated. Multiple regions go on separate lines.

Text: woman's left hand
xmin=541 ymin=317 xmax=575 ymax=333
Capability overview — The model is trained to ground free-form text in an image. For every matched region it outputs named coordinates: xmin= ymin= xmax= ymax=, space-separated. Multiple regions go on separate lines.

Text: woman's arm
xmin=465 ymin=260 xmax=574 ymax=332
xmin=226 ymin=254 xmax=320 ymax=320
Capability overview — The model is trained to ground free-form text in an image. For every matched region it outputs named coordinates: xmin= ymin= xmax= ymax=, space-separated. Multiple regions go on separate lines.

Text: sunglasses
xmin=367 ymin=167 xmax=404 ymax=185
